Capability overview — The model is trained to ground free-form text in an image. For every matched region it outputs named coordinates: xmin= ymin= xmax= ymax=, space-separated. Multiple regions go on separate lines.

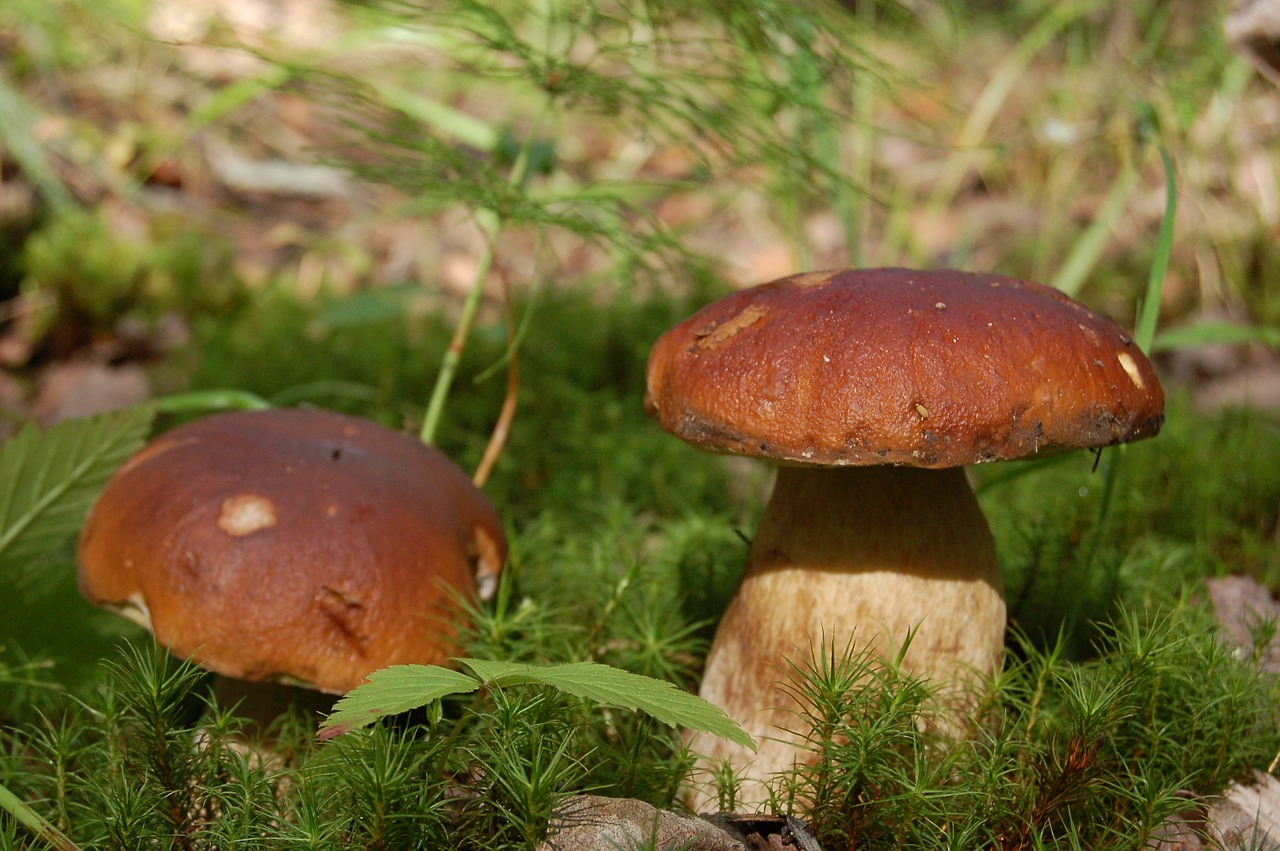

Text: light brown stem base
xmin=684 ymin=465 xmax=1004 ymax=812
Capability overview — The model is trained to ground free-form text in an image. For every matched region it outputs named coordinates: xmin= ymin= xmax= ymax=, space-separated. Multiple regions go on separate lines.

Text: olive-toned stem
xmin=419 ymin=98 xmax=550 ymax=446
xmin=685 ymin=465 xmax=1005 ymax=812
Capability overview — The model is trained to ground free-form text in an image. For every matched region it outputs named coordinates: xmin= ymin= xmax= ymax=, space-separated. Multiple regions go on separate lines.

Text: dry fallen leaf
xmin=32 ymin=361 xmax=150 ymax=425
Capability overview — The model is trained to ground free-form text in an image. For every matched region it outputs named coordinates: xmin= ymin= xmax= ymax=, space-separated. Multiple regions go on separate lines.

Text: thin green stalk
xmin=150 ymin=389 xmax=273 ymax=415
xmin=1134 ymin=145 xmax=1177 ymax=353
xmin=799 ymin=9 xmax=858 ymax=270
xmin=0 ymin=782 xmax=80 ymax=851
xmin=367 ymin=81 xmax=499 ymax=152
xmin=1050 ymin=165 xmax=1141 ymax=298
xmin=1079 ymin=141 xmax=1176 ymax=601
xmin=473 ymin=279 xmax=540 ymax=385
xmin=418 ymin=212 xmax=498 ymax=447
xmin=419 ymin=97 xmax=550 ymax=446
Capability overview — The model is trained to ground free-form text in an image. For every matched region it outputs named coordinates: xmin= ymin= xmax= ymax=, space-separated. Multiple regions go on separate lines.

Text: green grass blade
xmin=1051 ymin=166 xmax=1141 ymax=297
xmin=0 ymin=67 xmax=75 ymax=212
xmin=927 ymin=1 xmax=1101 ymax=214
xmin=461 ymin=659 xmax=756 ymax=751
xmin=1150 ymin=320 xmax=1280 ymax=352
xmin=319 ymin=664 xmax=480 ymax=737
xmin=150 ymin=390 xmax=272 ymax=414
xmin=0 ymin=406 xmax=154 ymax=570
xmin=1134 ymin=146 xmax=1177 ymax=353
xmin=186 ymin=64 xmax=294 ymax=131
xmin=367 ymin=80 xmax=499 ymax=151
xmin=0 ymin=781 xmax=79 ymax=851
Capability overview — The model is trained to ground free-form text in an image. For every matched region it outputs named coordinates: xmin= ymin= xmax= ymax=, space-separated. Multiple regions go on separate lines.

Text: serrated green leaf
xmin=0 ymin=406 xmax=155 ymax=571
xmin=319 ymin=664 xmax=479 ymax=737
xmin=460 ymin=659 xmax=756 ymax=752
xmin=320 ymin=659 xmax=756 ymax=752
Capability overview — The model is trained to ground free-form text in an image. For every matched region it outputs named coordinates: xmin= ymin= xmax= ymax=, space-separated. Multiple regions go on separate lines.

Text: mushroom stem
xmin=685 ymin=464 xmax=1004 ymax=812
xmin=212 ymin=675 xmax=338 ymax=735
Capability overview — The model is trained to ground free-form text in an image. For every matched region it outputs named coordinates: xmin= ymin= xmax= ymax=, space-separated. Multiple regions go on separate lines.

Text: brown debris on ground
xmin=1149 ymin=575 xmax=1280 ymax=849
xmin=535 ymin=795 xmax=826 ymax=851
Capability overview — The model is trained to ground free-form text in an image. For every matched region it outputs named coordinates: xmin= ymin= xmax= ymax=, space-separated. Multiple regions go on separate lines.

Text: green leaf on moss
xmin=0 ymin=405 xmax=155 ymax=571
xmin=461 ymin=659 xmax=755 ymax=751
xmin=321 ymin=659 xmax=756 ymax=752
xmin=318 ymin=665 xmax=478 ymax=739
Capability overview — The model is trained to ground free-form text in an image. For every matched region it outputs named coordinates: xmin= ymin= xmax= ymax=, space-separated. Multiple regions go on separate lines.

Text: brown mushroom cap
xmin=645 ymin=267 xmax=1165 ymax=469
xmin=76 ymin=408 xmax=507 ymax=694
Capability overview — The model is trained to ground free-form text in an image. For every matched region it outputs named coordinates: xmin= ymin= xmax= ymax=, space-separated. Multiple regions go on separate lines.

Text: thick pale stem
xmin=685 ymin=465 xmax=1005 ymax=812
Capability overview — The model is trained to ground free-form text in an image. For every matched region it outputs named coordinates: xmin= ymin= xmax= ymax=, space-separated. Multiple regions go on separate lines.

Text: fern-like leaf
xmin=320 ymin=658 xmax=756 ymax=752
xmin=0 ymin=406 xmax=154 ymax=571
xmin=318 ymin=665 xmax=479 ymax=739
xmin=462 ymin=659 xmax=756 ymax=751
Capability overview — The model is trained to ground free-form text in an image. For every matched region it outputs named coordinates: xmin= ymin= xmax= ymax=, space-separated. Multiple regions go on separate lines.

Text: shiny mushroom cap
xmin=77 ymin=408 xmax=507 ymax=694
xmin=645 ymin=267 xmax=1165 ymax=469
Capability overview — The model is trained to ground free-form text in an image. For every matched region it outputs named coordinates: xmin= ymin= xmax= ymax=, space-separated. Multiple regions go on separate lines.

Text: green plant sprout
xmin=319 ymin=658 xmax=754 ymax=751
xmin=418 ymin=102 xmax=548 ymax=448
xmin=1072 ymin=121 xmax=1178 ymax=612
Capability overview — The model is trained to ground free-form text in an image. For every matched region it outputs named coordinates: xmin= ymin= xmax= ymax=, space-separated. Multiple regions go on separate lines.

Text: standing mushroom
xmin=77 ymin=408 xmax=506 ymax=712
xmin=644 ymin=267 xmax=1164 ymax=810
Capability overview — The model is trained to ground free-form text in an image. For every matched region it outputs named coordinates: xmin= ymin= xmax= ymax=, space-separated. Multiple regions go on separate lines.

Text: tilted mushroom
xmin=644 ymin=267 xmax=1165 ymax=810
xmin=77 ymin=408 xmax=506 ymax=712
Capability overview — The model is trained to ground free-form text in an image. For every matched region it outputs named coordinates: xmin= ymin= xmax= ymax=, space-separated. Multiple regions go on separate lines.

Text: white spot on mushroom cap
xmin=218 ymin=494 xmax=278 ymax=537
xmin=1116 ymin=351 xmax=1145 ymax=390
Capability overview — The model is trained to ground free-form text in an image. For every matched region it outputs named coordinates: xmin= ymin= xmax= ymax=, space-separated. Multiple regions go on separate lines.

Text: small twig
xmin=1133 ymin=143 xmax=1178 ymax=354
xmin=471 ymin=273 xmax=519 ymax=488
